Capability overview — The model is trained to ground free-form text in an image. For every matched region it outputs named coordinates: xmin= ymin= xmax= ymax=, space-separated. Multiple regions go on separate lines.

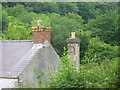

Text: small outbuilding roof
xmin=0 ymin=40 xmax=33 ymax=77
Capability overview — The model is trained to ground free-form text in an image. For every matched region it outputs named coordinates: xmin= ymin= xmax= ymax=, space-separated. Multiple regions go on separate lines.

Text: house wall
xmin=18 ymin=44 xmax=60 ymax=87
xmin=0 ymin=78 xmax=18 ymax=89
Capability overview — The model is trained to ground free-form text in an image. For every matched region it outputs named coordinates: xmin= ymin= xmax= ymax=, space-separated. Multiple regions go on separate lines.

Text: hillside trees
xmin=82 ymin=37 xmax=118 ymax=64
xmin=49 ymin=13 xmax=84 ymax=55
xmin=75 ymin=29 xmax=91 ymax=59
xmin=2 ymin=2 xmax=118 ymax=56
xmin=85 ymin=10 xmax=118 ymax=46
xmin=2 ymin=10 xmax=9 ymax=31
xmin=2 ymin=17 xmax=32 ymax=40
xmin=77 ymin=3 xmax=96 ymax=23
xmin=57 ymin=2 xmax=79 ymax=15
xmin=5 ymin=5 xmax=27 ymax=18
xmin=27 ymin=2 xmax=60 ymax=14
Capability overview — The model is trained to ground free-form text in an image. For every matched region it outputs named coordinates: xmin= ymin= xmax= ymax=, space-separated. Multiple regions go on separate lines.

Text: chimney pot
xmin=71 ymin=32 xmax=76 ymax=38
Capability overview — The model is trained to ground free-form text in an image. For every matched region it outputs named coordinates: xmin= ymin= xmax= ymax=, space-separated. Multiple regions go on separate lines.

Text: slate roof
xmin=0 ymin=40 xmax=33 ymax=77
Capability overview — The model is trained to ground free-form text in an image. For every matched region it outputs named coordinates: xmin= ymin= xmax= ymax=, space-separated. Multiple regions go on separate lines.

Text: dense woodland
xmin=1 ymin=2 xmax=119 ymax=88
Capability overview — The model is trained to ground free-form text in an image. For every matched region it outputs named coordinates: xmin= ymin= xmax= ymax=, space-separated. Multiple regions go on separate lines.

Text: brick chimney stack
xmin=66 ymin=32 xmax=81 ymax=70
xmin=32 ymin=20 xmax=51 ymax=45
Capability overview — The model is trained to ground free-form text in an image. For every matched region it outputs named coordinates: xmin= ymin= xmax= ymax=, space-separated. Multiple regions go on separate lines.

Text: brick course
xmin=32 ymin=25 xmax=51 ymax=44
xmin=33 ymin=31 xmax=50 ymax=44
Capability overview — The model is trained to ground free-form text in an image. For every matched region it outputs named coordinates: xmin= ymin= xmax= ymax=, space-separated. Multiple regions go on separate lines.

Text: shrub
xmin=82 ymin=37 xmax=118 ymax=64
xmin=2 ymin=20 xmax=32 ymax=40
xmin=39 ymin=55 xmax=86 ymax=88
xmin=82 ymin=58 xmax=118 ymax=88
xmin=75 ymin=29 xmax=92 ymax=60
xmin=38 ymin=55 xmax=118 ymax=88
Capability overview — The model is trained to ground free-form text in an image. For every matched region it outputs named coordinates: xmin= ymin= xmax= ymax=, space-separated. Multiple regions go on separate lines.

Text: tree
xmin=2 ymin=18 xmax=32 ymax=40
xmin=82 ymin=37 xmax=118 ymax=64
xmin=57 ymin=2 xmax=79 ymax=15
xmin=75 ymin=29 xmax=91 ymax=60
xmin=6 ymin=5 xmax=28 ymax=18
xmin=48 ymin=13 xmax=84 ymax=56
xmin=85 ymin=10 xmax=118 ymax=46
xmin=22 ymin=2 xmax=60 ymax=14
xmin=77 ymin=2 xmax=98 ymax=23
xmin=2 ymin=10 xmax=9 ymax=32
xmin=94 ymin=2 xmax=118 ymax=15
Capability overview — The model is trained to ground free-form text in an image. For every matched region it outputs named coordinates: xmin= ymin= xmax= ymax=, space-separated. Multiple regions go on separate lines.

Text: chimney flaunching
xmin=66 ymin=32 xmax=81 ymax=70
xmin=32 ymin=20 xmax=51 ymax=44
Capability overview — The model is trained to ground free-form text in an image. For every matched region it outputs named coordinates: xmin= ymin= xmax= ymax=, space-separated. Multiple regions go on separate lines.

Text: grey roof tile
xmin=0 ymin=40 xmax=33 ymax=77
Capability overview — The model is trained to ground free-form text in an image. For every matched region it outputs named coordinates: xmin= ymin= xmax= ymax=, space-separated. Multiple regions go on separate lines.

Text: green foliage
xmin=39 ymin=55 xmax=82 ymax=88
xmin=82 ymin=37 xmax=118 ymax=64
xmin=77 ymin=3 xmax=96 ymax=23
xmin=32 ymin=13 xmax=51 ymax=26
xmin=2 ymin=20 xmax=32 ymax=40
xmin=81 ymin=58 xmax=118 ymax=88
xmin=57 ymin=2 xmax=79 ymax=15
xmin=94 ymin=2 xmax=118 ymax=15
xmin=39 ymin=55 xmax=118 ymax=88
xmin=117 ymin=14 xmax=120 ymax=46
xmin=2 ymin=2 xmax=18 ymax=7
xmin=85 ymin=11 xmax=118 ymax=45
xmin=67 ymin=13 xmax=84 ymax=23
xmin=6 ymin=5 xmax=27 ymax=18
xmin=49 ymin=13 xmax=83 ymax=55
xmin=2 ymin=2 xmax=118 ymax=43
xmin=3 ymin=2 xmax=78 ymax=15
xmin=75 ymin=29 xmax=91 ymax=60
xmin=17 ymin=12 xmax=36 ymax=24
xmin=2 ymin=10 xmax=9 ymax=31
xmin=26 ymin=2 xmax=60 ymax=14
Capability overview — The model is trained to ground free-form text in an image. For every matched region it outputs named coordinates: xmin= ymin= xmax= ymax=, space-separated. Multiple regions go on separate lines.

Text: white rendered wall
xmin=0 ymin=78 xmax=18 ymax=89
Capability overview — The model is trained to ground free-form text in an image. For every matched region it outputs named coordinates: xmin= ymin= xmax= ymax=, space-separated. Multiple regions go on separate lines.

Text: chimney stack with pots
xmin=66 ymin=32 xmax=81 ymax=70
xmin=32 ymin=20 xmax=51 ymax=46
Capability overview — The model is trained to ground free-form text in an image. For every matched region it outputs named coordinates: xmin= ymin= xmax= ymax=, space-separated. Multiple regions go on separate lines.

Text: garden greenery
xmin=38 ymin=54 xmax=118 ymax=88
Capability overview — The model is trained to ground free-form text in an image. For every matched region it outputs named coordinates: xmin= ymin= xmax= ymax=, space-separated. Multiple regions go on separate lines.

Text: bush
xmin=82 ymin=58 xmax=119 ymax=88
xmin=82 ymin=37 xmax=118 ymax=64
xmin=38 ymin=54 xmax=119 ymax=88
xmin=75 ymin=29 xmax=91 ymax=60
xmin=39 ymin=55 xmax=86 ymax=88
xmin=2 ymin=19 xmax=32 ymax=40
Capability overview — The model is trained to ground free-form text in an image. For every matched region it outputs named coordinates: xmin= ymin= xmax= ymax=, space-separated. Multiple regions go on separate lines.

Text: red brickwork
xmin=33 ymin=31 xmax=50 ymax=44
xmin=32 ymin=25 xmax=51 ymax=44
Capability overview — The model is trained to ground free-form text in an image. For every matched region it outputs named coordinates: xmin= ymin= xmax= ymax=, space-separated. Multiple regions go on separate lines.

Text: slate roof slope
xmin=0 ymin=40 xmax=33 ymax=77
